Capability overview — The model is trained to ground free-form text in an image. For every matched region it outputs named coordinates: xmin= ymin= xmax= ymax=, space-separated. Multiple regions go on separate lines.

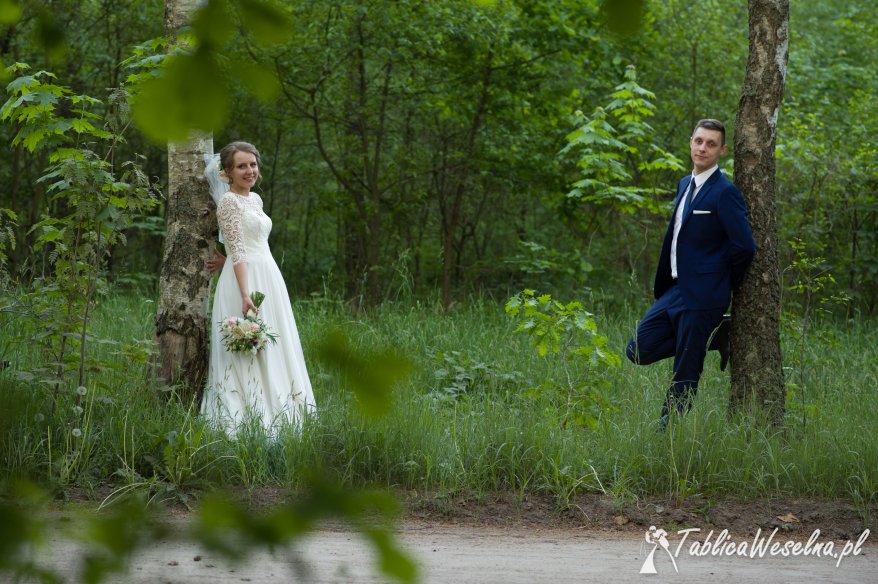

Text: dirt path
xmin=40 ymin=521 xmax=874 ymax=584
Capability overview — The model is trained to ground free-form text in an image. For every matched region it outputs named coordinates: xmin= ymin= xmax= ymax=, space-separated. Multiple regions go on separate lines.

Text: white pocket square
xmin=693 ymin=210 xmax=711 ymax=215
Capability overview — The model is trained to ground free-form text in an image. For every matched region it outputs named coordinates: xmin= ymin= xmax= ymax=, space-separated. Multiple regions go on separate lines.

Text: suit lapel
xmin=673 ymin=177 xmax=692 ymax=215
xmin=682 ymin=169 xmax=721 ymax=225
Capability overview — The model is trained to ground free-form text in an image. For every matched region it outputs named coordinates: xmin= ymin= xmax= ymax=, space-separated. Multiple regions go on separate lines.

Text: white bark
xmin=155 ymin=0 xmax=215 ymax=396
xmin=730 ymin=0 xmax=789 ymax=422
xmin=165 ymin=0 xmax=204 ymax=32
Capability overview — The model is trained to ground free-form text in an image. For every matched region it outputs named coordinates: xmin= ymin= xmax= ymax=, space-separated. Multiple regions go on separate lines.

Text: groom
xmin=626 ymin=119 xmax=756 ymax=428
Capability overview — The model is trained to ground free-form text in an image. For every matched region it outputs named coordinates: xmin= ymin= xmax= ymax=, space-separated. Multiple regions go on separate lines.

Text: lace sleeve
xmin=217 ymin=194 xmax=248 ymax=265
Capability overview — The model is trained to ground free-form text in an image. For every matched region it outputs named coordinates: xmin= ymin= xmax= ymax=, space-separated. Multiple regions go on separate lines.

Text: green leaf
xmin=316 ymin=329 xmax=412 ymax=418
xmin=5 ymin=72 xmax=38 ymax=95
xmin=132 ymin=51 xmax=229 ymax=142
xmin=232 ymin=59 xmax=281 ymax=101
xmin=238 ymin=0 xmax=294 ymax=46
xmin=536 ymin=339 xmax=548 ymax=357
xmin=0 ymin=0 xmax=22 ymax=25
xmin=19 ymin=127 xmax=48 ymax=151
xmin=71 ymin=118 xmax=96 ymax=134
xmin=109 ymin=196 xmax=128 ymax=209
xmin=364 ymin=528 xmax=419 ymax=583
xmin=36 ymin=225 xmax=62 ymax=243
xmin=191 ymin=0 xmax=235 ymax=48
xmin=80 ymin=499 xmax=154 ymax=584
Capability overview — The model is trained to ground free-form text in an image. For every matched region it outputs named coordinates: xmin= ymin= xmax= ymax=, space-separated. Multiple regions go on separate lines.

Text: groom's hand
xmin=207 ymin=249 xmax=226 ymax=273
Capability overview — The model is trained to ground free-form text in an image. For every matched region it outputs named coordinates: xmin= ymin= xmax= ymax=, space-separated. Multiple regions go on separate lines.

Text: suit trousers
xmin=625 ymin=284 xmax=725 ymax=418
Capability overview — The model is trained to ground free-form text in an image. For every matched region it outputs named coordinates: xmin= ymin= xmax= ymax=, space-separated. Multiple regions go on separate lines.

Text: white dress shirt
xmin=670 ymin=165 xmax=719 ymax=279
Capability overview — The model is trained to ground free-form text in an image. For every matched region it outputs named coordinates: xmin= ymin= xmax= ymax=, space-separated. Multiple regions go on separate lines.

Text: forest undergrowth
xmin=2 ymin=288 xmax=875 ymax=519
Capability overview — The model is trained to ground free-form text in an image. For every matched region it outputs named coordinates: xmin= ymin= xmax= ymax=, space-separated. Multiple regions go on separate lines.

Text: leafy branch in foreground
xmin=0 ymin=475 xmax=417 ymax=584
xmin=124 ymin=0 xmax=293 ymax=142
xmin=0 ymin=327 xmax=419 ymax=583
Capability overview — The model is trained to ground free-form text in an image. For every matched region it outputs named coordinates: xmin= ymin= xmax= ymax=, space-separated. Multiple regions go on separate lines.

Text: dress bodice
xmin=217 ymin=192 xmax=272 ymax=264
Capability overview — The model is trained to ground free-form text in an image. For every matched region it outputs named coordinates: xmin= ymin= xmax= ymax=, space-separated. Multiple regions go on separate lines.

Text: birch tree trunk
xmin=730 ymin=0 xmax=789 ymax=423
xmin=154 ymin=0 xmax=215 ymax=399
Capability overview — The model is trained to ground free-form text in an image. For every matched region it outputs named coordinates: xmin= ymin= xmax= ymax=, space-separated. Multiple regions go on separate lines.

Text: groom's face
xmin=690 ymin=127 xmax=727 ymax=174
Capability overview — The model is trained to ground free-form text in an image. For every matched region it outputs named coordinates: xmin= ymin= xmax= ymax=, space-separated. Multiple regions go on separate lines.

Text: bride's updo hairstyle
xmin=219 ymin=141 xmax=262 ymax=173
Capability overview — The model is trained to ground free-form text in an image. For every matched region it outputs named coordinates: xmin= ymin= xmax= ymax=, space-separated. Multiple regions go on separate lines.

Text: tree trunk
xmin=154 ymin=0 xmax=215 ymax=400
xmin=164 ymin=0 xmax=199 ymax=31
xmin=730 ymin=0 xmax=789 ymax=423
xmin=440 ymin=52 xmax=493 ymax=310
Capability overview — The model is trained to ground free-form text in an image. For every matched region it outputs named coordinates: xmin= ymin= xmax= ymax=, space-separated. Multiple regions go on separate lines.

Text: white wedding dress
xmin=201 ymin=191 xmax=316 ymax=435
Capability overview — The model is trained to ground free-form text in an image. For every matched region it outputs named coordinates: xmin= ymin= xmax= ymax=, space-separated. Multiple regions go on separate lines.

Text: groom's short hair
xmin=692 ymin=119 xmax=726 ymax=145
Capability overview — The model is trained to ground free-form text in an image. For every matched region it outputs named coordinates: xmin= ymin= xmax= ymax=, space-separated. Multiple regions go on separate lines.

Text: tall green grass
xmin=2 ymin=290 xmax=876 ymax=514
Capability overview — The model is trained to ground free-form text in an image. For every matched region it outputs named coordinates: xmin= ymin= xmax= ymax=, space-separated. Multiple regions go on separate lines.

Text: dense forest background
xmin=0 ymin=0 xmax=875 ymax=314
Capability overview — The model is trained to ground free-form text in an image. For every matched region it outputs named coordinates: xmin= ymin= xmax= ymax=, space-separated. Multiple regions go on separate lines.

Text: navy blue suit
xmin=626 ymin=168 xmax=755 ymax=419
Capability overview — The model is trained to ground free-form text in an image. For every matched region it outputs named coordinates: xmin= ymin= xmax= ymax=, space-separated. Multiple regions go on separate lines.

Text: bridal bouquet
xmin=219 ymin=291 xmax=278 ymax=355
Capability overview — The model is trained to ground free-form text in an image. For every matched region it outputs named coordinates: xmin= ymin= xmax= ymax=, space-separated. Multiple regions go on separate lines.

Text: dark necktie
xmin=683 ymin=178 xmax=697 ymax=216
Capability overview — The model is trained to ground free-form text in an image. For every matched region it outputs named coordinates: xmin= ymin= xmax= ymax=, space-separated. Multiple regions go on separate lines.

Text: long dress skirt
xmin=201 ymin=250 xmax=316 ymax=435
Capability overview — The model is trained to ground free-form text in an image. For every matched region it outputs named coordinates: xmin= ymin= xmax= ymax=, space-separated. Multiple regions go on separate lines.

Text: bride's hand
xmin=242 ymin=295 xmax=258 ymax=317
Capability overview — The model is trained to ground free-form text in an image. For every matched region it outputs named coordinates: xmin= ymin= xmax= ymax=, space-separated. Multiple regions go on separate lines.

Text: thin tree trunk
xmin=440 ymin=52 xmax=493 ymax=310
xmin=730 ymin=0 xmax=789 ymax=423
xmin=154 ymin=0 xmax=215 ymax=400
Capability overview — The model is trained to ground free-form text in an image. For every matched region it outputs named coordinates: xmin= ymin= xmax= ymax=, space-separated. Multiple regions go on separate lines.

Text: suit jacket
xmin=653 ymin=168 xmax=756 ymax=310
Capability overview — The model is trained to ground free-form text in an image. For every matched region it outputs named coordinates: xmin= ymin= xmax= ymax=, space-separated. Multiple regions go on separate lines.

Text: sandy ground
xmin=34 ymin=521 xmax=874 ymax=584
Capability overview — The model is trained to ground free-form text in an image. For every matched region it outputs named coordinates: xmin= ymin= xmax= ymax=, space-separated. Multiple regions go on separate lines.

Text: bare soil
xmin=65 ymin=485 xmax=876 ymax=541
xmin=400 ymin=489 xmax=875 ymax=541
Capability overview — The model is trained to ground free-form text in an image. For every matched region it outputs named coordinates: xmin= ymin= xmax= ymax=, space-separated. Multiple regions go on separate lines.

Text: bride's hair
xmin=219 ymin=141 xmax=262 ymax=172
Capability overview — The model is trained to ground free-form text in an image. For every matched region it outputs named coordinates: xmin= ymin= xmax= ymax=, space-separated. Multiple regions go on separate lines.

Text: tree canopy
xmin=0 ymin=0 xmax=874 ymax=314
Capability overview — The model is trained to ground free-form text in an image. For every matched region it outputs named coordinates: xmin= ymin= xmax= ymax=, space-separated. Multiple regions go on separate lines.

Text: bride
xmin=201 ymin=141 xmax=316 ymax=435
